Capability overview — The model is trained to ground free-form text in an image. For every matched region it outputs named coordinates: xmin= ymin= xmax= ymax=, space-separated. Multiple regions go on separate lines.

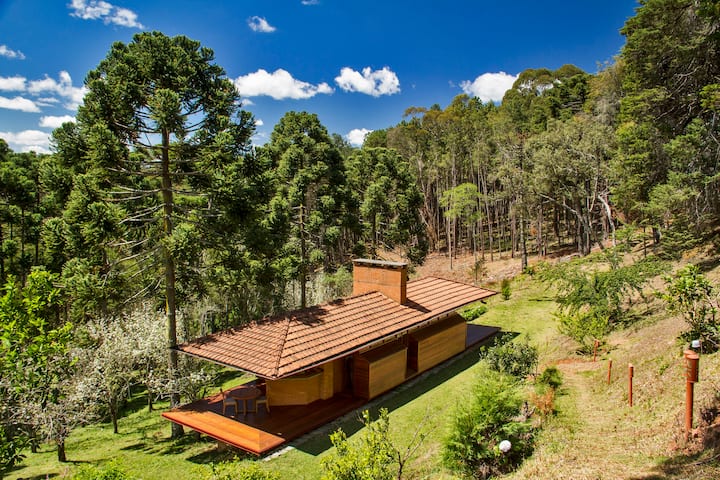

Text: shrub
xmin=443 ymin=368 xmax=534 ymax=479
xmin=529 ymin=388 xmax=556 ymax=418
xmin=71 ymin=462 xmax=135 ymax=480
xmin=501 ymin=278 xmax=511 ymax=300
xmin=663 ymin=264 xmax=720 ymax=351
xmin=0 ymin=424 xmax=26 ymax=478
xmin=538 ymin=251 xmax=666 ymax=352
xmin=537 ymin=366 xmax=563 ymax=390
xmin=321 ymin=409 xmax=397 ymax=480
xmin=203 ymin=462 xmax=280 ymax=480
xmin=461 ymin=304 xmax=488 ymax=321
xmin=480 ymin=337 xmax=538 ymax=378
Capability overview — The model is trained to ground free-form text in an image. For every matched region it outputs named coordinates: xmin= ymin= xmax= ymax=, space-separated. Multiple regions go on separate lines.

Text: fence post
xmin=593 ymin=339 xmax=600 ymax=362
xmin=684 ymin=350 xmax=700 ymax=440
xmin=628 ymin=364 xmax=634 ymax=407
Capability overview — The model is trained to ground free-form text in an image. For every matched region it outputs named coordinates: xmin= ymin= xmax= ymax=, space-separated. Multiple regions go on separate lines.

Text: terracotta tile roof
xmin=177 ymin=276 xmax=496 ymax=379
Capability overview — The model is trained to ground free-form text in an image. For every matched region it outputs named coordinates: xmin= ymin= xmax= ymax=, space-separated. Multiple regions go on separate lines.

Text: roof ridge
xmin=273 ymin=316 xmax=293 ymax=377
xmin=409 ymin=275 xmax=494 ymax=289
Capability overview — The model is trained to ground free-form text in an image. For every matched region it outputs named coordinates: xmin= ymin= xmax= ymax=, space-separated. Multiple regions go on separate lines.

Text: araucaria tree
xmin=260 ymin=112 xmax=356 ymax=308
xmin=64 ymin=32 xmax=255 ymax=437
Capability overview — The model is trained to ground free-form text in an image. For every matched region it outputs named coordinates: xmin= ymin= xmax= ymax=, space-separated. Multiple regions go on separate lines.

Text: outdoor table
xmin=231 ymin=386 xmax=261 ymax=415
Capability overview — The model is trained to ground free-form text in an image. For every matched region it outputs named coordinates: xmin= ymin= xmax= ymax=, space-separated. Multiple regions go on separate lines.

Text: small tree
xmin=80 ymin=318 xmax=137 ymax=434
xmin=443 ymin=368 xmax=534 ymax=479
xmin=500 ymin=278 xmax=512 ymax=300
xmin=663 ymin=264 xmax=720 ymax=350
xmin=322 ymin=409 xmax=396 ymax=480
xmin=538 ymin=250 xmax=665 ymax=352
xmin=0 ymin=270 xmax=75 ymax=464
xmin=322 ymin=408 xmax=426 ymax=480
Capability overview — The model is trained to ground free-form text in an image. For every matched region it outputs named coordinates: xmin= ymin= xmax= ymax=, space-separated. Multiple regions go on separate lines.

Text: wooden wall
xmin=267 ymin=369 xmax=323 ymax=406
xmin=267 ymin=359 xmax=345 ymax=406
xmin=268 ymin=315 xmax=469 ymax=406
xmin=408 ymin=314 xmax=467 ymax=373
xmin=353 ymin=340 xmax=408 ymax=399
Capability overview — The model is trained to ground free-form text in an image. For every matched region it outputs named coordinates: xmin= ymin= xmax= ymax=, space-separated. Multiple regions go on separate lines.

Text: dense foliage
xmin=539 ymin=249 xmax=666 ymax=351
xmin=443 ymin=368 xmax=534 ymax=479
xmin=322 ymin=409 xmax=398 ymax=480
xmin=479 ymin=336 xmax=539 ymax=378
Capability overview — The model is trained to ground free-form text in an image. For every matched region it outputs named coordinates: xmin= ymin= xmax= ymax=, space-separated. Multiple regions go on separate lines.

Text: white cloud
xmin=69 ymin=0 xmax=144 ymax=29
xmin=0 ymin=75 xmax=27 ymax=91
xmin=254 ymin=119 xmax=264 ymax=127
xmin=248 ymin=16 xmax=276 ymax=33
xmin=36 ymin=97 xmax=60 ymax=107
xmin=335 ymin=67 xmax=400 ymax=97
xmin=234 ymin=69 xmax=334 ymax=100
xmin=0 ymin=45 xmax=25 ymax=60
xmin=460 ymin=72 xmax=518 ymax=103
xmin=0 ymin=96 xmax=40 ymax=112
xmin=111 ymin=7 xmax=143 ymax=28
xmin=346 ymin=128 xmax=372 ymax=147
xmin=0 ymin=130 xmax=51 ymax=153
xmin=28 ymin=71 xmax=87 ymax=110
xmin=39 ymin=115 xmax=76 ymax=128
xmin=302 ymin=0 xmax=320 ymax=5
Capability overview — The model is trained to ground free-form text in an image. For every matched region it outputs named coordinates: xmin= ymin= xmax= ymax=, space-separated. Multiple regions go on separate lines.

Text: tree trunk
xmin=520 ymin=210 xmax=528 ymax=272
xmin=57 ymin=439 xmax=66 ymax=462
xmin=536 ymin=205 xmax=544 ymax=257
xmin=111 ymin=401 xmax=119 ymax=434
xmin=160 ymin=128 xmax=183 ymax=439
xmin=299 ymin=204 xmax=307 ymax=308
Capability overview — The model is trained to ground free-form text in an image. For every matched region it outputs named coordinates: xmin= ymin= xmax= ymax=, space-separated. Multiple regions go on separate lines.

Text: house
xmin=163 ymin=259 xmax=498 ymax=454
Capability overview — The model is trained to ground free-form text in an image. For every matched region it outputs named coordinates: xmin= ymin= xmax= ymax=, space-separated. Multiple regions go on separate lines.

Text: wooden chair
xmin=220 ymin=389 xmax=237 ymax=416
xmin=254 ymin=382 xmax=269 ymax=413
xmin=255 ymin=395 xmax=269 ymax=413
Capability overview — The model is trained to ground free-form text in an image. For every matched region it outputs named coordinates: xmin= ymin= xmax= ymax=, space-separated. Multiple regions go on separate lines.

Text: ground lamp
xmin=498 ymin=440 xmax=512 ymax=453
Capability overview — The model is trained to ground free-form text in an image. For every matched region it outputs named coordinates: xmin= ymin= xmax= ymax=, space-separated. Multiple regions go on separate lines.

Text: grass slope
xmin=8 ymin=257 xmax=720 ymax=479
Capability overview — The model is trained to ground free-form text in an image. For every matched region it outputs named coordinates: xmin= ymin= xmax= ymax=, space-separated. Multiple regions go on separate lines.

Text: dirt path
xmin=510 ymin=358 xmax=668 ymax=480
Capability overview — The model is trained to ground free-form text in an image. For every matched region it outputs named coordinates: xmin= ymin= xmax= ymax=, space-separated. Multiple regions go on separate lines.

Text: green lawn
xmin=7 ymin=275 xmax=560 ymax=480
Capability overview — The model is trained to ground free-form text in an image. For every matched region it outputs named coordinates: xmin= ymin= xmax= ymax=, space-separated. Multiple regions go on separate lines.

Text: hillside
xmin=6 ymin=249 xmax=720 ymax=480
xmin=417 ymin=248 xmax=720 ymax=479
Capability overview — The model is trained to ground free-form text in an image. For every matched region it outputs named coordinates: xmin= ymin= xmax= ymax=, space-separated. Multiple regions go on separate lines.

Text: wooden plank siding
xmin=353 ymin=340 xmax=408 ymax=399
xmin=408 ymin=314 xmax=467 ymax=373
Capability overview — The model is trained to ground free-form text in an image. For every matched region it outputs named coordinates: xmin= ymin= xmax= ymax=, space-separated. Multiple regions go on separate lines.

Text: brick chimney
xmin=352 ymin=259 xmax=408 ymax=304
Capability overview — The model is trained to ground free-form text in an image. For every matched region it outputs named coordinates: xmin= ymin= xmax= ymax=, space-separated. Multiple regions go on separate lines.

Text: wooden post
xmin=684 ymin=350 xmax=700 ymax=440
xmin=628 ymin=364 xmax=634 ymax=407
xmin=607 ymin=359 xmax=612 ymax=385
xmin=593 ymin=339 xmax=600 ymax=362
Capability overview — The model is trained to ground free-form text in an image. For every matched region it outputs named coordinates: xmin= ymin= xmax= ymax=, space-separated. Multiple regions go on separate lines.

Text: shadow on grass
xmin=8 ymin=474 xmax=61 ymax=480
xmin=291 ymin=329 xmax=509 ymax=456
xmin=186 ymin=447 xmax=254 ymax=464
xmin=215 ymin=369 xmax=245 ymax=386
xmin=695 ymin=255 xmax=720 ymax=274
xmin=628 ymin=449 xmax=720 ymax=479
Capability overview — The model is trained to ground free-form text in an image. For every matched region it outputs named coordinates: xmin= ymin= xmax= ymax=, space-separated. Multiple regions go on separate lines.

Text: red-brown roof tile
xmin=177 ymin=276 xmax=496 ymax=379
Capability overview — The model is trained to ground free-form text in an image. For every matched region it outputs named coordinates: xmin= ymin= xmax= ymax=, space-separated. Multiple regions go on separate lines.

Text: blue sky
xmin=0 ymin=0 xmax=638 ymax=153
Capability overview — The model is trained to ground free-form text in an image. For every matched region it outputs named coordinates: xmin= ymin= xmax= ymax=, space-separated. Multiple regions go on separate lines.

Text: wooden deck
xmin=163 ymin=390 xmax=367 ymax=455
xmin=164 ymin=323 xmax=499 ymax=455
xmin=466 ymin=323 xmax=501 ymax=348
